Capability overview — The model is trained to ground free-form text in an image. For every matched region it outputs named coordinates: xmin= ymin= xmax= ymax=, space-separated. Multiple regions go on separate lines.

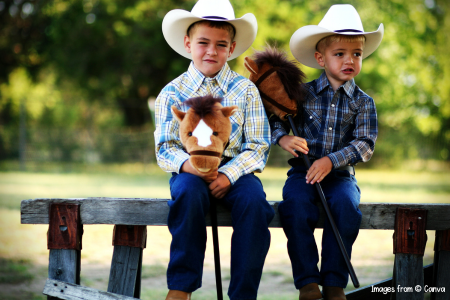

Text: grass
xmin=0 ymin=162 xmax=449 ymax=299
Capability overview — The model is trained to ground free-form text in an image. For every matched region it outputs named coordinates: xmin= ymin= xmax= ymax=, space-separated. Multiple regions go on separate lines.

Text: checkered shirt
xmin=154 ymin=62 xmax=271 ymax=184
xmin=270 ymin=72 xmax=378 ymax=168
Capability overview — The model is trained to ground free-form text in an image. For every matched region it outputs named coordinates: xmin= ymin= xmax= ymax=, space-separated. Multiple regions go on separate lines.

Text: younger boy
xmin=155 ymin=0 xmax=274 ymax=299
xmin=270 ymin=5 xmax=384 ymax=300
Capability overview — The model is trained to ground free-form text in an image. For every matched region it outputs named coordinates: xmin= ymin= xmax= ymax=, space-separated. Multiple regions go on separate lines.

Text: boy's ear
xmin=184 ymin=35 xmax=191 ymax=54
xmin=228 ymin=41 xmax=236 ymax=58
xmin=244 ymin=57 xmax=258 ymax=74
xmin=221 ymin=105 xmax=238 ymax=118
xmin=171 ymin=105 xmax=186 ymax=122
xmin=314 ymin=51 xmax=325 ymax=68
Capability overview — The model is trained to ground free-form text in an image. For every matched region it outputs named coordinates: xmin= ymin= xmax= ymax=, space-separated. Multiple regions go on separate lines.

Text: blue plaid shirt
xmin=270 ymin=72 xmax=378 ymax=168
xmin=154 ymin=62 xmax=271 ymax=184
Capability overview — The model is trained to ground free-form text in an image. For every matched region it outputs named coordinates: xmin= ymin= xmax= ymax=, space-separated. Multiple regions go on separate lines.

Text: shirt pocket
xmin=303 ymin=108 xmax=322 ymax=137
xmin=229 ymin=110 xmax=244 ymax=140
xmin=340 ymin=111 xmax=356 ymax=137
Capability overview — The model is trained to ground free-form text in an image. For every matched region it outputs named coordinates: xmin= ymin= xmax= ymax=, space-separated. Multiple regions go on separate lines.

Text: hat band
xmin=334 ymin=29 xmax=363 ymax=33
xmin=202 ymin=16 xmax=228 ymax=20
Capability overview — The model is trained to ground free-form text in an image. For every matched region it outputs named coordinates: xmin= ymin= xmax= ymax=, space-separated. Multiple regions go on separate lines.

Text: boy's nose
xmin=207 ymin=46 xmax=217 ymax=56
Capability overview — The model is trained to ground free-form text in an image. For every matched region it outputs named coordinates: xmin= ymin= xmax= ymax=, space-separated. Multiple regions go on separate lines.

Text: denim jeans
xmin=167 ymin=172 xmax=275 ymax=300
xmin=279 ymin=166 xmax=362 ymax=289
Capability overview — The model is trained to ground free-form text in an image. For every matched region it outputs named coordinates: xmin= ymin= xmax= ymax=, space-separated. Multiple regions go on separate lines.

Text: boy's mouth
xmin=204 ymin=59 xmax=217 ymax=63
xmin=342 ymin=68 xmax=354 ymax=74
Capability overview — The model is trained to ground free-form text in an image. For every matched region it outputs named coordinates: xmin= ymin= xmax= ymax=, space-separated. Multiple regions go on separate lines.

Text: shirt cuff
xmin=218 ymin=164 xmax=241 ymax=185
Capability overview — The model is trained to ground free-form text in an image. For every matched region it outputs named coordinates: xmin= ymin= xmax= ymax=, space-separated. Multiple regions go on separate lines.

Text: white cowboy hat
xmin=162 ymin=0 xmax=257 ymax=61
xmin=290 ymin=4 xmax=384 ymax=69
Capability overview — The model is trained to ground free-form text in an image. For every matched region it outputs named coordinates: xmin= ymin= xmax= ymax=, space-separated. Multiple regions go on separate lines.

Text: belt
xmin=287 ymin=156 xmax=355 ymax=176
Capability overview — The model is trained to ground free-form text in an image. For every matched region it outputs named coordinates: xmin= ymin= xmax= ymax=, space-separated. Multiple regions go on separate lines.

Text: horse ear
xmin=221 ymin=105 xmax=238 ymax=118
xmin=244 ymin=57 xmax=258 ymax=74
xmin=171 ymin=105 xmax=186 ymax=122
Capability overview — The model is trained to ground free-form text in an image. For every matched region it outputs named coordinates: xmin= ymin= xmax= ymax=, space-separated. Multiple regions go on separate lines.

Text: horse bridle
xmin=189 ymin=150 xmax=221 ymax=158
xmin=253 ymin=66 xmax=297 ymax=118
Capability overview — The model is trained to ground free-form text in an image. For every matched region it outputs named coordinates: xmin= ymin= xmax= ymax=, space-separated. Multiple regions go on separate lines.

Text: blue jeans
xmin=279 ymin=166 xmax=362 ymax=289
xmin=167 ymin=172 xmax=275 ymax=300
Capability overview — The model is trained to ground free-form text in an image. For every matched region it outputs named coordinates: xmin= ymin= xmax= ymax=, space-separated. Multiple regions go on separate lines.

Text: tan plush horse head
xmin=244 ymin=46 xmax=306 ymax=121
xmin=172 ymin=96 xmax=238 ymax=174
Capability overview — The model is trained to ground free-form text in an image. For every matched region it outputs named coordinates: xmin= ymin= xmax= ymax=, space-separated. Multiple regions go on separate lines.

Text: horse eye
xmin=213 ymin=132 xmax=218 ymax=136
xmin=188 ymin=132 xmax=192 ymax=136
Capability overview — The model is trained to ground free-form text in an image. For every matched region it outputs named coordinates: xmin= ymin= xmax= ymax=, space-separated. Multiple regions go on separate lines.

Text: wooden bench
xmin=21 ymin=198 xmax=450 ymax=300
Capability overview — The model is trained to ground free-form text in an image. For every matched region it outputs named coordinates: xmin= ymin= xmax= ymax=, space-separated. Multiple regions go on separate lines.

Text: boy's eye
xmin=354 ymin=52 xmax=362 ymax=57
xmin=213 ymin=132 xmax=218 ymax=136
xmin=188 ymin=132 xmax=192 ymax=136
xmin=335 ymin=52 xmax=343 ymax=57
xmin=218 ymin=44 xmax=227 ymax=48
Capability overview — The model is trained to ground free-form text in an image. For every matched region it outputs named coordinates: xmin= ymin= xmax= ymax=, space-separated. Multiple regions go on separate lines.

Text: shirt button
xmin=329 ymin=127 xmax=332 ymax=130
xmin=309 ymin=116 xmax=313 ymax=119
xmin=331 ymin=104 xmax=335 ymax=107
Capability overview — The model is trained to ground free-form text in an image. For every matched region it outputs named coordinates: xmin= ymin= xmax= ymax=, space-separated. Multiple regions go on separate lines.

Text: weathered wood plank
xmin=432 ymin=251 xmax=450 ymax=300
xmin=432 ymin=230 xmax=450 ymax=300
xmin=107 ymin=246 xmax=142 ymax=298
xmin=43 ymin=278 xmax=138 ymax=300
xmin=392 ymin=254 xmax=424 ymax=300
xmin=21 ymin=198 xmax=450 ymax=230
xmin=48 ymin=250 xmax=80 ymax=284
xmin=48 ymin=249 xmax=81 ymax=300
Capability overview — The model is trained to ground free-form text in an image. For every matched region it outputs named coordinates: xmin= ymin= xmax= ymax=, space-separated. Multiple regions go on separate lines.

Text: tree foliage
xmin=0 ymin=0 xmax=449 ymax=163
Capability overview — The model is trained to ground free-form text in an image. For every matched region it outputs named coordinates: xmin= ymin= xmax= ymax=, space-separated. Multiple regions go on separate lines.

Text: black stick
xmin=287 ymin=115 xmax=360 ymax=288
xmin=210 ymin=197 xmax=224 ymax=300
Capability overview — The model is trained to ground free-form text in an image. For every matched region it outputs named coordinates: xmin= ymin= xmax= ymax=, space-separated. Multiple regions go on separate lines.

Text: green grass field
xmin=0 ymin=163 xmax=449 ymax=299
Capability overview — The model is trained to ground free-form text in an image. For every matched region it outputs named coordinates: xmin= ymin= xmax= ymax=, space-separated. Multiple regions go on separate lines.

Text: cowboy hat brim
xmin=290 ymin=23 xmax=384 ymax=69
xmin=162 ymin=9 xmax=257 ymax=61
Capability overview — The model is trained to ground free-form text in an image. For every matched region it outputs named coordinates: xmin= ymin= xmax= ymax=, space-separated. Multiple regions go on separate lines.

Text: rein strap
xmin=254 ymin=67 xmax=297 ymax=117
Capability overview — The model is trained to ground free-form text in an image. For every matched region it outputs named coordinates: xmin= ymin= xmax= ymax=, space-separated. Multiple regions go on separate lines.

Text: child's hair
xmin=316 ymin=34 xmax=366 ymax=53
xmin=187 ymin=20 xmax=236 ymax=42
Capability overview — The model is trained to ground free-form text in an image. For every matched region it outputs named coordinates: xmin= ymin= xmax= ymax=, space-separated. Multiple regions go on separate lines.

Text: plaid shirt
xmin=270 ymin=72 xmax=378 ymax=168
xmin=154 ymin=62 xmax=271 ymax=184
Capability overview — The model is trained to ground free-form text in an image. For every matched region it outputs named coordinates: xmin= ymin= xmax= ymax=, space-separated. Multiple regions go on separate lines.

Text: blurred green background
xmin=1 ymin=0 xmax=449 ymax=169
xmin=0 ymin=0 xmax=450 ymax=299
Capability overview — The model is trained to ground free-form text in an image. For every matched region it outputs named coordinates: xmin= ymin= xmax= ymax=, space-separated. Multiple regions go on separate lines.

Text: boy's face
xmin=314 ymin=39 xmax=363 ymax=90
xmin=184 ymin=24 xmax=236 ymax=78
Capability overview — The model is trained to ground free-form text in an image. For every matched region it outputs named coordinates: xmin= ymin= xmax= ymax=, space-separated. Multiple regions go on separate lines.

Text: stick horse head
xmin=171 ymin=95 xmax=238 ymax=174
xmin=244 ymin=46 xmax=306 ymax=120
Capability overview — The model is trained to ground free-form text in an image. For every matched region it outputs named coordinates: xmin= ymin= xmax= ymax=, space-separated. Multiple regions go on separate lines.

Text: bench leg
xmin=47 ymin=204 xmax=82 ymax=299
xmin=107 ymin=225 xmax=146 ymax=298
xmin=391 ymin=208 xmax=427 ymax=300
xmin=431 ymin=230 xmax=450 ymax=300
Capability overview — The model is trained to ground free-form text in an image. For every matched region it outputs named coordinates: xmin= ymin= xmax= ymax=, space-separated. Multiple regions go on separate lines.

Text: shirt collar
xmin=186 ymin=62 xmax=230 ymax=94
xmin=316 ymin=72 xmax=356 ymax=98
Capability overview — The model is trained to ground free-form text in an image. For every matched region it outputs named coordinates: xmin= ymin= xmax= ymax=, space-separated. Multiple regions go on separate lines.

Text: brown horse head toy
xmin=171 ymin=95 xmax=238 ymax=174
xmin=244 ymin=46 xmax=306 ymax=121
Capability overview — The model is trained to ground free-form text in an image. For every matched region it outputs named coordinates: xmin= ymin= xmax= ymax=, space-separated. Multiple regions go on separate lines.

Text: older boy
xmin=270 ymin=5 xmax=384 ymax=300
xmin=155 ymin=0 xmax=274 ymax=299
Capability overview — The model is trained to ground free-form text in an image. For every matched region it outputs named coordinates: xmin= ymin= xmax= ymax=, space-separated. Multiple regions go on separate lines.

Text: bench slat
xmin=21 ymin=198 xmax=450 ymax=230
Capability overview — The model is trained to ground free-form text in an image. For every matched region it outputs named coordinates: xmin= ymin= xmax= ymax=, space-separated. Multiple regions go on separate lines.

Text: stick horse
xmin=244 ymin=47 xmax=360 ymax=288
xmin=171 ymin=95 xmax=238 ymax=300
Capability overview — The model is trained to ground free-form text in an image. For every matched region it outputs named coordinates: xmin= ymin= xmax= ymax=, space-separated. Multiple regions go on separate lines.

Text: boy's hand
xmin=279 ymin=135 xmax=309 ymax=157
xmin=209 ymin=173 xmax=231 ymax=199
xmin=181 ymin=160 xmax=218 ymax=183
xmin=306 ymin=157 xmax=333 ymax=184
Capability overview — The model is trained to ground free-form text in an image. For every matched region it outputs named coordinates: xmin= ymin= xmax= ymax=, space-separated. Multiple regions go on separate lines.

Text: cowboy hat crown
xmin=290 ymin=4 xmax=384 ymax=69
xmin=162 ymin=0 xmax=257 ymax=61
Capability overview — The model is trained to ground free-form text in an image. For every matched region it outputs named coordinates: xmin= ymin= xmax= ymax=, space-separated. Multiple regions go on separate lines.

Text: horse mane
xmin=253 ymin=46 xmax=306 ymax=104
xmin=184 ymin=95 xmax=222 ymax=118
